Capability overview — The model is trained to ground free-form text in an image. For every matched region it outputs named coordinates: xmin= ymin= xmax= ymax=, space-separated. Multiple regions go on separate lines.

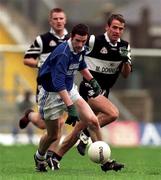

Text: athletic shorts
xmin=79 ymin=80 xmax=109 ymax=101
xmin=38 ymin=84 xmax=81 ymax=121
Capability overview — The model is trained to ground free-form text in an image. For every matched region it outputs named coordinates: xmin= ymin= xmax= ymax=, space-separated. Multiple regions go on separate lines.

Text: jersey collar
xmin=50 ymin=28 xmax=68 ymax=39
xmin=104 ymin=32 xmax=120 ymax=47
xmin=67 ymin=39 xmax=85 ymax=54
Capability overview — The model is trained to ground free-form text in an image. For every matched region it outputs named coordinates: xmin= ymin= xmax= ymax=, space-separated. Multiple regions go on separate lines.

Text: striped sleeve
xmin=86 ymin=35 xmax=95 ymax=55
xmin=127 ymin=44 xmax=132 ymax=64
xmin=24 ymin=35 xmax=43 ymax=59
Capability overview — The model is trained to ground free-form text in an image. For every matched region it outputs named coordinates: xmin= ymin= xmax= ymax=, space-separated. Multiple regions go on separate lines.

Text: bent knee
xmin=112 ymin=109 xmax=119 ymax=121
xmin=87 ymin=116 xmax=100 ymax=129
xmin=58 ymin=115 xmax=65 ymax=126
xmin=38 ymin=123 xmax=46 ymax=130
xmin=59 ymin=119 xmax=65 ymax=128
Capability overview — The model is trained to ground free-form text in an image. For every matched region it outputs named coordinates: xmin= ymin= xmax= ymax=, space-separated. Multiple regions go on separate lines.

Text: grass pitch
xmin=0 ymin=145 xmax=161 ymax=180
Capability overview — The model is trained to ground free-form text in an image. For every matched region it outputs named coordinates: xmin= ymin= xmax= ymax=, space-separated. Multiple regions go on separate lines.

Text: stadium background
xmin=0 ymin=0 xmax=161 ymax=146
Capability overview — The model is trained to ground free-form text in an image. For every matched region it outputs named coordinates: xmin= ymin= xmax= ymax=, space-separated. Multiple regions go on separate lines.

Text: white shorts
xmin=38 ymin=84 xmax=81 ymax=121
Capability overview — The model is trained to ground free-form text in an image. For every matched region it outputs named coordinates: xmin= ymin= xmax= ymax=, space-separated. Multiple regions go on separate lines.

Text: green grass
xmin=0 ymin=145 xmax=161 ymax=180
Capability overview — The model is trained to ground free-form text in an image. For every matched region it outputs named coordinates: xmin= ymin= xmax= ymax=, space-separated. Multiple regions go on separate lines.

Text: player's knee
xmin=88 ymin=116 xmax=100 ymax=130
xmin=111 ymin=108 xmax=119 ymax=121
xmin=59 ymin=119 xmax=65 ymax=128
xmin=38 ymin=123 xmax=46 ymax=130
xmin=36 ymin=120 xmax=46 ymax=129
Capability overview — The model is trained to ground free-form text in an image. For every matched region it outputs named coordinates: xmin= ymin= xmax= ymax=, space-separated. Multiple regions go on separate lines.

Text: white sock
xmin=36 ymin=150 xmax=46 ymax=161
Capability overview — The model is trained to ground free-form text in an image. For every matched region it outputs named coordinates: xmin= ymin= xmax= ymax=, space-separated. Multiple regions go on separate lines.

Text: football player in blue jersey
xmin=33 ymin=23 xmax=103 ymax=172
xmin=19 ymin=8 xmax=70 ymax=169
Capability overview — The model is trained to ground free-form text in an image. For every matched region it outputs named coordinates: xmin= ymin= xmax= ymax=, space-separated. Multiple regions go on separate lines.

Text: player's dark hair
xmin=107 ymin=14 xmax=125 ymax=26
xmin=71 ymin=24 xmax=89 ymax=37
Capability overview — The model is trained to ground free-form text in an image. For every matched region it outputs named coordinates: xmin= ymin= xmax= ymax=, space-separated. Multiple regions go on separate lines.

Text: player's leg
xmin=70 ymin=84 xmax=102 ymax=142
xmin=44 ymin=121 xmax=86 ymax=170
xmin=34 ymin=87 xmax=66 ymax=172
xmin=46 ymin=110 xmax=124 ymax=172
xmin=46 ymin=115 xmax=66 ymax=170
xmin=49 ymin=118 xmax=124 ymax=172
xmin=57 ymin=121 xmax=86 ymax=156
xmin=88 ymin=95 xmax=119 ymax=126
xmin=76 ymin=96 xmax=124 ymax=171
xmin=77 ymin=95 xmax=119 ymax=155
xmin=19 ymin=110 xmax=46 ymax=129
xmin=47 ymin=115 xmax=65 ymax=152
xmin=19 ymin=86 xmax=46 ymax=129
xmin=44 ymin=85 xmax=102 ymax=170
xmin=34 ymin=119 xmax=59 ymax=172
xmin=75 ymin=96 xmax=102 ymax=142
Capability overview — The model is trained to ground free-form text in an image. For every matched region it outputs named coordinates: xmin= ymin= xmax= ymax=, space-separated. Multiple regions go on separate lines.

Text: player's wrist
xmin=124 ymin=60 xmax=131 ymax=65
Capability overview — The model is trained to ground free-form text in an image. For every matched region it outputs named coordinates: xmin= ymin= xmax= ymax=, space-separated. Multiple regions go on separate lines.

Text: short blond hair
xmin=49 ymin=8 xmax=66 ymax=19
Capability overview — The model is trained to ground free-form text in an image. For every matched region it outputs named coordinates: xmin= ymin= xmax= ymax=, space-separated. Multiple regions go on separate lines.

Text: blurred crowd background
xmin=0 ymin=0 xmax=161 ymax=145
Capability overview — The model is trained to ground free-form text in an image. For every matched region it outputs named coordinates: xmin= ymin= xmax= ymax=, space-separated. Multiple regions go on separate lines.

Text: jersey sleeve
xmin=24 ymin=35 xmax=43 ymax=59
xmin=127 ymin=44 xmax=132 ymax=64
xmin=86 ymin=35 xmax=95 ymax=55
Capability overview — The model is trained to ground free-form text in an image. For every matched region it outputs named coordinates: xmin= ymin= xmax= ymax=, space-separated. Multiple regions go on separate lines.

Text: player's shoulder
xmin=34 ymin=32 xmax=51 ymax=43
xmin=88 ymin=34 xmax=104 ymax=45
xmin=94 ymin=34 xmax=108 ymax=46
xmin=96 ymin=34 xmax=105 ymax=39
xmin=39 ymin=31 xmax=52 ymax=39
xmin=120 ymin=39 xmax=129 ymax=46
xmin=52 ymin=41 xmax=68 ymax=54
xmin=65 ymin=33 xmax=70 ymax=40
xmin=93 ymin=34 xmax=105 ymax=42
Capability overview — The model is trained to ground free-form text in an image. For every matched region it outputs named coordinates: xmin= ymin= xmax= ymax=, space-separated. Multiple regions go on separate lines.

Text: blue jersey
xmin=38 ymin=40 xmax=87 ymax=92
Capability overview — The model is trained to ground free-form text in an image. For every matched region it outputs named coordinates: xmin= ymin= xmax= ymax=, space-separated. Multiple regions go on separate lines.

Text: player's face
xmin=71 ymin=34 xmax=88 ymax=53
xmin=106 ymin=19 xmax=125 ymax=44
xmin=49 ymin=12 xmax=66 ymax=32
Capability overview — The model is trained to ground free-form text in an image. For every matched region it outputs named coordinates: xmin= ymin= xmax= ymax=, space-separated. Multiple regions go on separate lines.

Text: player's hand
xmin=119 ymin=47 xmax=129 ymax=62
xmin=66 ymin=104 xmax=79 ymax=126
xmin=89 ymin=78 xmax=102 ymax=97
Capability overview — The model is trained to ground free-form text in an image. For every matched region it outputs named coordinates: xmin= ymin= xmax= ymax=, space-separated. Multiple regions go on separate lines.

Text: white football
xmin=88 ymin=141 xmax=111 ymax=164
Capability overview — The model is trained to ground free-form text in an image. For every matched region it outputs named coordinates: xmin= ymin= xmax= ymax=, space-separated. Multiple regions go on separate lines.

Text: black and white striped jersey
xmin=85 ymin=33 xmax=131 ymax=91
xmin=24 ymin=28 xmax=69 ymax=68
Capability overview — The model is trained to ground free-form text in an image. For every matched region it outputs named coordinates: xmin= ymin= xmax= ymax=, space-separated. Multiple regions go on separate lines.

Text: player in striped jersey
xmin=19 ymin=8 xmax=68 ymax=129
xmin=19 ymin=7 xmax=68 ymax=128
xmin=77 ymin=14 xmax=132 ymax=156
